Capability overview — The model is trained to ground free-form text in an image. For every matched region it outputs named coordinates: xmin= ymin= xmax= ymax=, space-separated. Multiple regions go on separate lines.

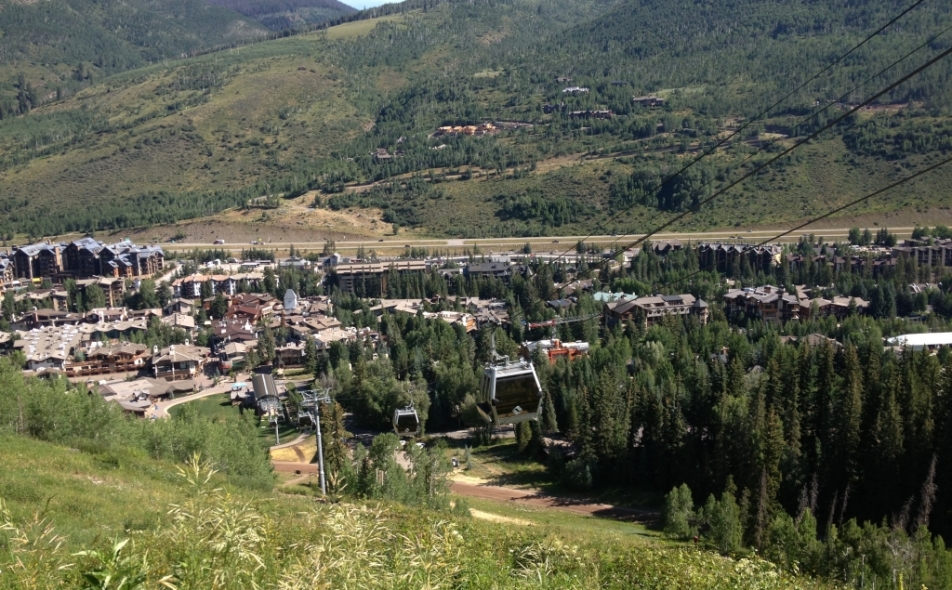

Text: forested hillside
xmin=0 ymin=0 xmax=267 ymax=115
xmin=205 ymin=0 xmax=355 ymax=30
xmin=1 ymin=0 xmax=951 ymax=239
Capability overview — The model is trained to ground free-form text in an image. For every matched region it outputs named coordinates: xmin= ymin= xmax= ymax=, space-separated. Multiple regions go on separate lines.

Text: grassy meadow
xmin=0 ymin=433 xmax=839 ymax=589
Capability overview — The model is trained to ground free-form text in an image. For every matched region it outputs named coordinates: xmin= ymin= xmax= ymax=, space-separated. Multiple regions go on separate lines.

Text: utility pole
xmin=300 ymin=388 xmax=331 ymax=495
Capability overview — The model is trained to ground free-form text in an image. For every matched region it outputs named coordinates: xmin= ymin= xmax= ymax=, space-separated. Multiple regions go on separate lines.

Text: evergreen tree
xmin=663 ymin=483 xmax=697 ymax=539
xmin=84 ymin=284 xmax=107 ymax=309
xmin=320 ymin=402 xmax=352 ymax=494
xmin=257 ymin=326 xmax=276 ymax=366
xmin=702 ymin=478 xmax=744 ymax=554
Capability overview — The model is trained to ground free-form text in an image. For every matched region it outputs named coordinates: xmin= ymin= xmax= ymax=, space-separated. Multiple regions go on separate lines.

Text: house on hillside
xmin=632 ymin=95 xmax=665 ymax=107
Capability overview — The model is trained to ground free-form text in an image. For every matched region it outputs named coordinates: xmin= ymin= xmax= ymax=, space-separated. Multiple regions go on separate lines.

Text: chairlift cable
xmin=509 ymin=10 xmax=950 ymax=325
xmin=513 ymin=40 xmax=952 ymax=323
xmin=593 ymin=43 xmax=952 ymax=265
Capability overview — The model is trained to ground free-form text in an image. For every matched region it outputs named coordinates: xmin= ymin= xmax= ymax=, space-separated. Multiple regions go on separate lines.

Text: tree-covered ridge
xmin=532 ymin=0 xmax=952 ymax=115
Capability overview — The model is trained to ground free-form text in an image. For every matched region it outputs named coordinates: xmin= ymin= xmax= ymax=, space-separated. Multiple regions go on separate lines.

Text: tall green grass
xmin=0 ymin=450 xmax=840 ymax=589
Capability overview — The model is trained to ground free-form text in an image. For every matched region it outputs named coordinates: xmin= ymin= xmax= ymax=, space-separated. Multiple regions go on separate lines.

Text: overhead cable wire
xmin=599 ymin=19 xmax=952 ymax=255
xmin=513 ymin=41 xmax=952 ymax=325
xmin=598 ymin=43 xmax=952 ymax=262
xmin=542 ymin=0 xmax=935 ymax=267
xmin=653 ymin=152 xmax=952 ymax=291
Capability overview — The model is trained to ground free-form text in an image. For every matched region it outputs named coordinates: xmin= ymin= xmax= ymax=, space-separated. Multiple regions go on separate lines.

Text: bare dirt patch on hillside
xmin=119 ymin=192 xmax=408 ymax=246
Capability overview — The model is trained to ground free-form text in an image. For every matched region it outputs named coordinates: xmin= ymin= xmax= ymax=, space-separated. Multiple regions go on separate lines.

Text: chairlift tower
xmin=300 ymin=388 xmax=332 ymax=495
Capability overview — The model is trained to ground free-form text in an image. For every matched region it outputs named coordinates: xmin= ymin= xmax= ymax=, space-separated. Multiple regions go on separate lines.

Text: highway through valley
xmin=162 ymin=227 xmax=916 ymax=254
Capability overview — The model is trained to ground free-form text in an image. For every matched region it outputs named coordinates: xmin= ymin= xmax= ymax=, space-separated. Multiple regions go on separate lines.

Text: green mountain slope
xmin=205 ymin=0 xmax=356 ymax=30
xmin=0 ymin=0 xmax=268 ymax=115
xmin=0 ymin=0 xmax=951 ymax=239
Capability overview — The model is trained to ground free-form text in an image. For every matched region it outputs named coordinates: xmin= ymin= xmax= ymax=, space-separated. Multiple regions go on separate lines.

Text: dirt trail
xmin=268 ymin=461 xmax=656 ymax=523
xmin=450 ymin=481 xmax=658 ymax=524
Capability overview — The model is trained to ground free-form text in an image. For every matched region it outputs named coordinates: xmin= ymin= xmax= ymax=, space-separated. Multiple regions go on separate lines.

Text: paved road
xmin=150 ymin=372 xmax=250 ymax=419
xmin=161 ymin=226 xmax=917 ymax=253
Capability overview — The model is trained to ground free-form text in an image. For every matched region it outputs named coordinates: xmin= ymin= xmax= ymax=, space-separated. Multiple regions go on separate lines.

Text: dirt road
xmin=452 ymin=481 xmax=657 ymax=524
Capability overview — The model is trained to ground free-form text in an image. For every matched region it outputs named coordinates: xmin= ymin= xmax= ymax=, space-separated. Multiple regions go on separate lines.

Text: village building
xmin=75 ymin=277 xmax=126 ymax=308
xmin=219 ymin=341 xmax=251 ymax=372
xmin=11 ymin=238 xmax=163 ymax=282
xmin=331 ymin=260 xmax=428 ymax=295
xmin=433 ymin=123 xmax=496 ymax=137
xmin=0 ymin=256 xmax=14 ymax=285
xmin=275 ymin=341 xmax=307 ymax=368
xmin=15 ymin=324 xmax=83 ymax=372
xmin=12 ymin=242 xmax=64 ymax=280
xmin=314 ymin=327 xmax=358 ymax=350
xmin=97 ymin=377 xmax=195 ymax=414
xmin=697 ymin=243 xmax=781 ymax=273
xmin=463 ymin=261 xmax=513 ymax=283
xmin=632 ymin=95 xmax=666 ymax=107
xmin=151 ymin=345 xmax=209 ymax=381
xmin=66 ymin=343 xmax=150 ymax=378
xmin=603 ymin=294 xmax=708 ymax=327
xmin=164 ymin=297 xmax=196 ymax=316
xmin=14 ymin=288 xmax=69 ymax=312
xmin=892 ymin=239 xmax=952 ymax=268
xmin=521 ymin=339 xmax=590 ymax=363
xmin=161 ymin=313 xmax=197 ymax=336
xmin=886 ymin=332 xmax=952 ymax=351
xmin=723 ymin=285 xmax=869 ymax=323
xmin=568 ymin=110 xmax=613 ymax=120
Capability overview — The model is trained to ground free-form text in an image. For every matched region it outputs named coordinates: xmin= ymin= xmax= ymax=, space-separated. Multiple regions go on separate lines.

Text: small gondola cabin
xmin=477 ymin=360 xmax=544 ymax=425
xmin=393 ymin=406 xmax=420 ymax=437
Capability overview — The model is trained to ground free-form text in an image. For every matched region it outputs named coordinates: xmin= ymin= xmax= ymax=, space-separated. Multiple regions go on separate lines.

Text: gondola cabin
xmin=477 ymin=359 xmax=544 ymax=425
xmin=393 ymin=405 xmax=420 ymax=437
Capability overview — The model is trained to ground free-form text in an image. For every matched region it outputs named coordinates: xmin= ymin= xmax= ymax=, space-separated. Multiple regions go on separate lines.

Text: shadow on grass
xmin=468 ymin=442 xmax=557 ymax=489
